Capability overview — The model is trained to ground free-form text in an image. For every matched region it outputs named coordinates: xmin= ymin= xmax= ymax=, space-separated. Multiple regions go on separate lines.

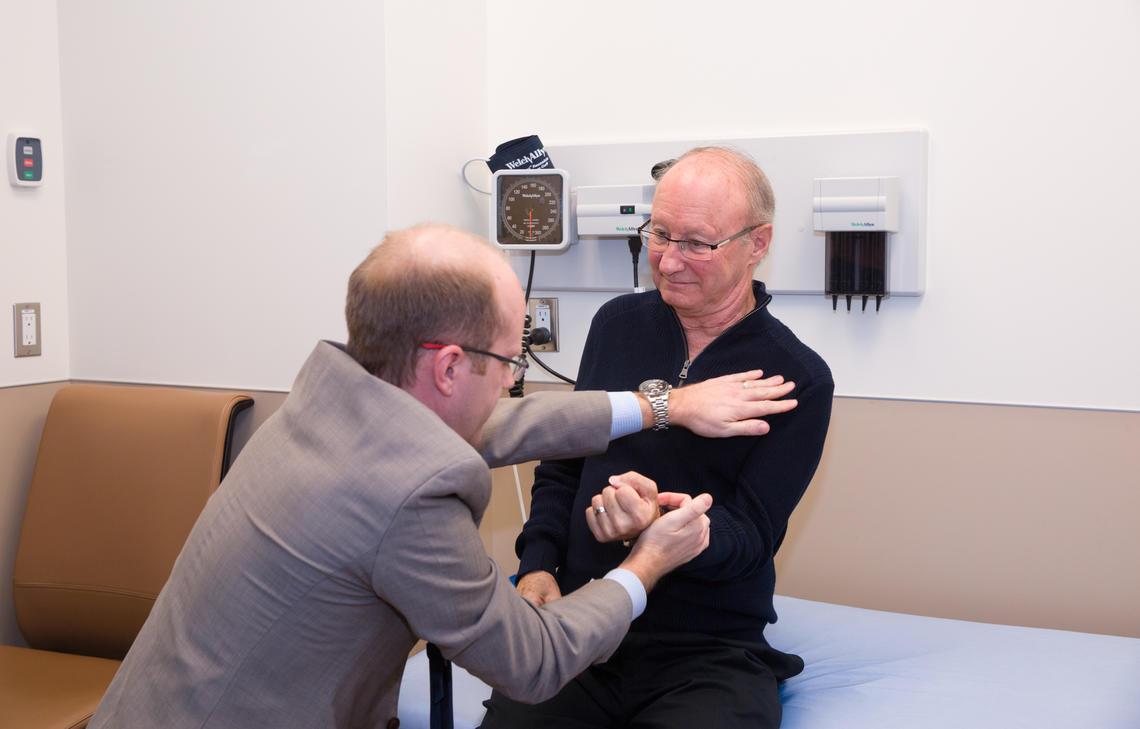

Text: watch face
xmin=640 ymin=379 xmax=668 ymax=395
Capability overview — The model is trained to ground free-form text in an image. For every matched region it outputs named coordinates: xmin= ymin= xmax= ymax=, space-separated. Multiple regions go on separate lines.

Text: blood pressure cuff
xmin=488 ymin=135 xmax=554 ymax=171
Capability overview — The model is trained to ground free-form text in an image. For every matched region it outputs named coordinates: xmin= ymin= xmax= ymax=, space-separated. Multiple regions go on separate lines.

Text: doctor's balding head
xmin=345 ymin=224 xmax=518 ymax=389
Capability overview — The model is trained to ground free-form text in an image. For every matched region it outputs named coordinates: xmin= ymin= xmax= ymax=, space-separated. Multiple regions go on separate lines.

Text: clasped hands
xmin=585 ymin=471 xmax=673 ymax=544
xmin=516 ymin=476 xmax=710 ymax=608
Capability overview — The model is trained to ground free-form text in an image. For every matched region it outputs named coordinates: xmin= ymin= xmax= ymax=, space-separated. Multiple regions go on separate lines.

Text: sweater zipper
xmin=671 ymin=293 xmax=772 ymax=386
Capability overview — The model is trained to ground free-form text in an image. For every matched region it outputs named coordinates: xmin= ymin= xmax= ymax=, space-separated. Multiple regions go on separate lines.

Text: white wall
xmin=58 ymin=1 xmax=390 ymax=391
xmin=0 ymin=1 xmax=70 ymax=388
xmin=486 ymin=0 xmax=1140 ymax=412
xmin=52 ymin=1 xmax=489 ymax=392
xmin=385 ymin=4 xmax=488 ymax=232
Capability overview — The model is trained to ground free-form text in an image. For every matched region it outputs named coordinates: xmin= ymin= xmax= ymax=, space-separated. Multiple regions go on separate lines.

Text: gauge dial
xmin=493 ymin=171 xmax=569 ymax=248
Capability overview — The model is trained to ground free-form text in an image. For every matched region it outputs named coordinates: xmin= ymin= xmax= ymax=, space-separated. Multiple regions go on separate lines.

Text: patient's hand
xmin=516 ymin=570 xmax=561 ymax=608
xmin=585 ymin=471 xmax=661 ymax=543
xmin=670 ymin=369 xmax=797 ymax=437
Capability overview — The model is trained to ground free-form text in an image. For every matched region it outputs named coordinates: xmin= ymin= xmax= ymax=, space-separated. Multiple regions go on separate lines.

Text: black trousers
xmin=479 ymin=631 xmax=802 ymax=729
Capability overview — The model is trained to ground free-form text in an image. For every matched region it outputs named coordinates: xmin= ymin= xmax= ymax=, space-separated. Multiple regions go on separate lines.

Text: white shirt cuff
xmin=603 ymin=567 xmax=647 ymax=620
xmin=607 ymin=391 xmax=643 ymax=440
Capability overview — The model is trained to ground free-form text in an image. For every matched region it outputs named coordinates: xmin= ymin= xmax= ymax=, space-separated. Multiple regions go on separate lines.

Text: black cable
xmin=627 ymin=236 xmax=642 ymax=289
xmin=524 ymin=251 xmax=535 ymax=303
xmin=525 ymin=345 xmax=576 ymax=385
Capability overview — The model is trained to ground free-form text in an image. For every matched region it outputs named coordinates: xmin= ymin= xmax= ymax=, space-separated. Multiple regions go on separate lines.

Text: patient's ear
xmin=750 ymin=224 xmax=773 ymax=262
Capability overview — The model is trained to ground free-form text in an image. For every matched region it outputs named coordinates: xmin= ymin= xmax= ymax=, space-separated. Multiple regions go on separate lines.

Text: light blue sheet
xmin=398 ymin=595 xmax=1140 ymax=729
xmin=769 ymin=596 xmax=1140 ymax=728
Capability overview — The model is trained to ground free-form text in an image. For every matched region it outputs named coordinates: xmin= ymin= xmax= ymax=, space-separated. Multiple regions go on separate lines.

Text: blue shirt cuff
xmin=603 ymin=567 xmax=647 ymax=620
xmin=607 ymin=391 xmax=642 ymax=440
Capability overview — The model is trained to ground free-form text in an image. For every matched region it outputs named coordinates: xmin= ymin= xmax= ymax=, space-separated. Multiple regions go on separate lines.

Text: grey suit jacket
xmin=90 ymin=341 xmax=631 ymax=728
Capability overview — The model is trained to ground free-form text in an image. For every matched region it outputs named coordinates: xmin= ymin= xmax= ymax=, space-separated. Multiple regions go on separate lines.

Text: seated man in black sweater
xmin=480 ymin=146 xmax=834 ymax=729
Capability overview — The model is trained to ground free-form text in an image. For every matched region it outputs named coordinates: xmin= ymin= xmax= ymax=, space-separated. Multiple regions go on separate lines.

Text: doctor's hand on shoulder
xmin=666 ymin=369 xmax=798 ymax=438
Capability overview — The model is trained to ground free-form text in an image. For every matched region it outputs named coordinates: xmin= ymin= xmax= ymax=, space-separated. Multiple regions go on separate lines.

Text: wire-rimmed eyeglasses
xmin=421 ymin=343 xmax=529 ymax=382
xmin=636 ymin=220 xmax=761 ymax=262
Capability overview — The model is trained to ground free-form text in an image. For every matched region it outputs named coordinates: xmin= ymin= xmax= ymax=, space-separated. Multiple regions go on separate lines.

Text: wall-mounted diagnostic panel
xmin=506 ymin=131 xmax=927 ymax=297
xmin=8 ymin=134 xmax=43 ymax=187
xmin=490 ymin=169 xmax=570 ymax=250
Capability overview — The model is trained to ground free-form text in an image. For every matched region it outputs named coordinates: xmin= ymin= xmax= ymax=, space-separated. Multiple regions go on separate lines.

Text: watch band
xmin=639 ymin=379 xmax=671 ymax=431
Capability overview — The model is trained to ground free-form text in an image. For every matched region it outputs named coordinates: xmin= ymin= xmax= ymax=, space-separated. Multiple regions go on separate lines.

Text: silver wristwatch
xmin=638 ymin=379 xmax=672 ymax=431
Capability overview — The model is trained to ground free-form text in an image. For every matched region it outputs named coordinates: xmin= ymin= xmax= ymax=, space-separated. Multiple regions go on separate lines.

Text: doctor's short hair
xmin=670 ymin=146 xmax=776 ymax=226
xmin=345 ymin=225 xmax=500 ymax=387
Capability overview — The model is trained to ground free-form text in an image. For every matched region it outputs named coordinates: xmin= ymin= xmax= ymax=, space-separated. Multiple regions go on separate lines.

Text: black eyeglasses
xmin=636 ymin=220 xmax=761 ymax=262
xmin=421 ymin=343 xmax=529 ymax=382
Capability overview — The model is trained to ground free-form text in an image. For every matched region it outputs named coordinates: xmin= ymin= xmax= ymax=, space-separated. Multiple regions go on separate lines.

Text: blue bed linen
xmin=769 ymin=595 xmax=1140 ymax=729
xmin=398 ymin=595 xmax=1140 ymax=729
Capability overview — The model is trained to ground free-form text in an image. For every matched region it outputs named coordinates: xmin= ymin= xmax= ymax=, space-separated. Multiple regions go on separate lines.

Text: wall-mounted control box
xmin=575 ymin=184 xmax=654 ymax=237
xmin=8 ymin=134 xmax=43 ymax=187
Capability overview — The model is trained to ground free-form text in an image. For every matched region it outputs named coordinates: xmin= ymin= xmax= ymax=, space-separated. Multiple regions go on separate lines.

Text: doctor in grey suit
xmin=89 ymin=223 xmax=798 ymax=729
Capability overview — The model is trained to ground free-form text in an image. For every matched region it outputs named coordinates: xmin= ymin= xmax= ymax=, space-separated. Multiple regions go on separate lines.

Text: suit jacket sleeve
xmin=476 ymin=390 xmax=613 ymax=468
xmin=370 ymin=453 xmax=630 ymax=704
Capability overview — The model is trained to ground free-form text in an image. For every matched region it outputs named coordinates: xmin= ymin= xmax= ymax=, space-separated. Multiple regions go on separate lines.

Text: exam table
xmin=398 ymin=594 xmax=1140 ymax=729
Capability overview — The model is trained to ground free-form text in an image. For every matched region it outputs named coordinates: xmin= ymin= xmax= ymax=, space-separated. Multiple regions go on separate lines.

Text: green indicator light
xmin=23 ymin=171 xmax=35 ymax=179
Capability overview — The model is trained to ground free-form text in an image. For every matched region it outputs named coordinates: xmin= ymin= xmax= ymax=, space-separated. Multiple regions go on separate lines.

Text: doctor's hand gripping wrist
xmin=618 ymin=492 xmax=712 ymax=594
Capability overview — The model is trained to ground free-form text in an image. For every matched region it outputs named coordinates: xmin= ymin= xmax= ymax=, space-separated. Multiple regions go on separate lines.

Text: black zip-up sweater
xmin=516 ymin=282 xmax=834 ymax=641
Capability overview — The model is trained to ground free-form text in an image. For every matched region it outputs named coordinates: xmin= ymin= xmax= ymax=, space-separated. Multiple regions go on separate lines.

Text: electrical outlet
xmin=527 ymin=297 xmax=558 ymax=352
xmin=13 ymin=302 xmax=42 ymax=357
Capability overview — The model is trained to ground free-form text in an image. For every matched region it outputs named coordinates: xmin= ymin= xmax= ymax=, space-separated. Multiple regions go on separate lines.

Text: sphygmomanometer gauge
xmin=490 ymin=169 xmax=570 ymax=250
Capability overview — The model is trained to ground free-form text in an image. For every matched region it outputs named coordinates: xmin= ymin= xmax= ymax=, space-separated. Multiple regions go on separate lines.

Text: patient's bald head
xmin=346 ymin=224 xmax=512 ymax=387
